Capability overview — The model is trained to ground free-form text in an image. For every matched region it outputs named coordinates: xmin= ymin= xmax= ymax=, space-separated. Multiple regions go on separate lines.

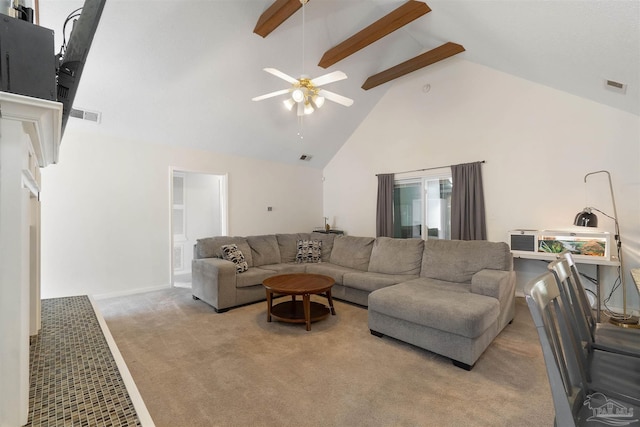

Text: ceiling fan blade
xmin=252 ymin=88 xmax=291 ymax=102
xmin=263 ymin=68 xmax=299 ymax=84
xmin=318 ymin=89 xmax=354 ymax=107
xmin=310 ymin=71 xmax=347 ymax=87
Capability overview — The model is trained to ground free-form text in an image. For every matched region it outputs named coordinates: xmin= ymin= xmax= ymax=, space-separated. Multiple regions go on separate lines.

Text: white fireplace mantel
xmin=0 ymin=91 xmax=62 ymax=427
xmin=0 ymin=91 xmax=62 ymax=166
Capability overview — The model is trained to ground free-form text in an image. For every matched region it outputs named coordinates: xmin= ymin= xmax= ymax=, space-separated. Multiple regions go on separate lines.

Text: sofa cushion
xmin=260 ymin=263 xmax=307 ymax=274
xmin=296 ymin=239 xmax=322 ymax=263
xmin=310 ymin=232 xmax=336 ymax=262
xmin=421 ymin=239 xmax=512 ymax=283
xmin=305 ymin=263 xmax=362 ymax=286
xmin=221 ymin=244 xmax=248 ymax=273
xmin=368 ymin=282 xmax=499 ymax=338
xmin=401 ymin=277 xmax=471 ymax=294
xmin=196 ymin=236 xmax=254 ymax=267
xmin=235 ymin=267 xmax=278 ymax=288
xmin=368 ymin=237 xmax=424 ymax=275
xmin=329 ymin=236 xmax=375 ymax=271
xmin=343 ymin=271 xmax=419 ymax=293
xmin=247 ymin=235 xmax=281 ymax=267
xmin=276 ymin=233 xmax=310 ymax=263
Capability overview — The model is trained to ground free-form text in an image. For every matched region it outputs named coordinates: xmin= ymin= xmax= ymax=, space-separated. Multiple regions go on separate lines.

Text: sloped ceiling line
xmin=317 ymin=0 xmax=432 ymax=69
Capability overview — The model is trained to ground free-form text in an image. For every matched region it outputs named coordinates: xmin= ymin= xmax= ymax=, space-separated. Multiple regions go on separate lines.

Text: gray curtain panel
xmin=376 ymin=173 xmax=394 ymax=237
xmin=451 ymin=162 xmax=487 ymax=240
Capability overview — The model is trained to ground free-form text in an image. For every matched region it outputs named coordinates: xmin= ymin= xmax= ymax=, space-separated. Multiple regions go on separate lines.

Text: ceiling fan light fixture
xmin=283 ymin=98 xmax=295 ymax=111
xmin=313 ymin=95 xmax=325 ymax=108
xmin=292 ymin=88 xmax=305 ymax=103
xmin=303 ymin=102 xmax=314 ymax=115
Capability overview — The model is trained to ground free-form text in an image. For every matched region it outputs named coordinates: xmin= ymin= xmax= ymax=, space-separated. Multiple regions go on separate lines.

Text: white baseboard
xmin=92 ymin=284 xmax=171 ymax=300
xmin=88 ymin=296 xmax=155 ymax=427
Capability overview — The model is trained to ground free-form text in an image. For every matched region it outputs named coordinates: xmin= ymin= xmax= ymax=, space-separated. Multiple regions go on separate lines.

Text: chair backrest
xmin=548 ymin=257 xmax=594 ymax=348
xmin=525 ymin=272 xmax=590 ymax=427
xmin=560 ymin=251 xmax=596 ymax=337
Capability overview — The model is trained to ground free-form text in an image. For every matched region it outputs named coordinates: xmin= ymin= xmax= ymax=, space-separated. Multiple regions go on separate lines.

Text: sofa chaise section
xmin=368 ymin=239 xmax=516 ymax=370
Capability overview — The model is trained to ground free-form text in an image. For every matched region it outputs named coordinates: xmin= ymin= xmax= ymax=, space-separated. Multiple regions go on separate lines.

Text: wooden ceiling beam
xmin=361 ymin=42 xmax=465 ymax=90
xmin=318 ymin=1 xmax=431 ymax=69
xmin=253 ymin=0 xmax=307 ymax=38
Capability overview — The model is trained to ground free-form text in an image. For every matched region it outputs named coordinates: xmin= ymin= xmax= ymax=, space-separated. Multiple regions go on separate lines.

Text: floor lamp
xmin=574 ymin=170 xmax=640 ymax=328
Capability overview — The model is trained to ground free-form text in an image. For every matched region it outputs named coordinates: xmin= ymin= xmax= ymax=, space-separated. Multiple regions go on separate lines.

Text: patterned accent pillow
xmin=221 ymin=244 xmax=248 ymax=273
xmin=295 ymin=239 xmax=322 ymax=263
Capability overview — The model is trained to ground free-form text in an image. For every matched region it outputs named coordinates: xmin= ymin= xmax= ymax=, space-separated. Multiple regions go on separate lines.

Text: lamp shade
xmin=303 ymin=102 xmax=314 ymax=115
xmin=283 ymin=98 xmax=295 ymax=111
xmin=574 ymin=208 xmax=598 ymax=227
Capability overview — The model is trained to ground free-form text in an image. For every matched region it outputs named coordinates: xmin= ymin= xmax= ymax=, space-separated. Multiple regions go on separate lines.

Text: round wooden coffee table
xmin=262 ymin=273 xmax=335 ymax=331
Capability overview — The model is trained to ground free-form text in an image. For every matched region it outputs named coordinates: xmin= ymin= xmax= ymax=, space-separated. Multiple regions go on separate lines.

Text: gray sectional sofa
xmin=192 ymin=233 xmax=516 ymax=369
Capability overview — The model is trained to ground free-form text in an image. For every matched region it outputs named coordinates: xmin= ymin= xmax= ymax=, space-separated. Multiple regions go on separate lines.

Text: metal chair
xmin=553 ymin=252 xmax=640 ymax=359
xmin=525 ymin=272 xmax=640 ymax=426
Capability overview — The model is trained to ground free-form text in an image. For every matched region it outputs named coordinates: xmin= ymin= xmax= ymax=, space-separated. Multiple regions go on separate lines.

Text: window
xmin=393 ymin=170 xmax=452 ymax=240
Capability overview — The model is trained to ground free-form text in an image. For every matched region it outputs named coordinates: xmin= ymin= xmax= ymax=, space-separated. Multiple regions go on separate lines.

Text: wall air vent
xmin=299 ymin=154 xmax=312 ymax=161
xmin=69 ymin=108 xmax=102 ymax=123
xmin=604 ymin=79 xmax=627 ymax=94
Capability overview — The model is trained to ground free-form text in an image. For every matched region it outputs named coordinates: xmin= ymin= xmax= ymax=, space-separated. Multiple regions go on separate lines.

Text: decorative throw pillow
xmin=221 ymin=244 xmax=248 ymax=273
xmin=295 ymin=239 xmax=322 ymax=263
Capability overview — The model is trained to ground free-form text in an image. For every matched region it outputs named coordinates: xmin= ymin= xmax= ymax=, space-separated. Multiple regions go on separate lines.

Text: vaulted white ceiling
xmin=38 ymin=0 xmax=640 ymax=168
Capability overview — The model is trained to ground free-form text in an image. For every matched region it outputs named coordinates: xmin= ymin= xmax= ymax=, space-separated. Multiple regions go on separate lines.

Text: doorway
xmin=170 ymin=169 xmax=228 ymax=287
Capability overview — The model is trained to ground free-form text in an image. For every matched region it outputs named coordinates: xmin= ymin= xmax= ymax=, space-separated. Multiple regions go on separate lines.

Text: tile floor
xmin=25 ymin=296 xmax=141 ymax=427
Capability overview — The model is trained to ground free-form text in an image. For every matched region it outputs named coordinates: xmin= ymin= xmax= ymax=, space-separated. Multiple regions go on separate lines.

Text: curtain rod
xmin=375 ymin=160 xmax=485 ymax=176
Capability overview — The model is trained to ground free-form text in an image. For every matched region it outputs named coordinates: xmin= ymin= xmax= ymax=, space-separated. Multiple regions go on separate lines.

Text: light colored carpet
xmin=97 ymin=288 xmax=554 ymax=427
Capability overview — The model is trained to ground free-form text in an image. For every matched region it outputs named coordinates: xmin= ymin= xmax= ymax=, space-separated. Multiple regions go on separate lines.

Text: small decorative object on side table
xmin=313 ymin=220 xmax=344 ymax=235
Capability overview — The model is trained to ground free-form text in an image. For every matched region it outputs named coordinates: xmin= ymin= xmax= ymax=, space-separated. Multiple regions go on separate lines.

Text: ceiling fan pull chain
xmin=301 ymin=0 xmax=306 ymax=76
xmin=297 ymin=115 xmax=304 ymax=141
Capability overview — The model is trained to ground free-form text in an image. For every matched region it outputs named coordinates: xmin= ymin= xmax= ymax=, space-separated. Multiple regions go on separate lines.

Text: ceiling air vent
xmin=70 ymin=108 xmax=102 ymax=123
xmin=604 ymin=79 xmax=627 ymax=94
xmin=299 ymin=154 xmax=312 ymax=161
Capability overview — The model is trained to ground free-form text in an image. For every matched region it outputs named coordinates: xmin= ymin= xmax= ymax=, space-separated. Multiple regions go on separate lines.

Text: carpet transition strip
xmin=26 ymin=296 xmax=142 ymax=427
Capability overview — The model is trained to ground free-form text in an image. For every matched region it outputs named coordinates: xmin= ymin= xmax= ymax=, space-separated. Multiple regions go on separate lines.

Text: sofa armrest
xmin=471 ymin=269 xmax=516 ymax=329
xmin=192 ymin=258 xmax=237 ymax=311
xmin=471 ymin=269 xmax=513 ymax=300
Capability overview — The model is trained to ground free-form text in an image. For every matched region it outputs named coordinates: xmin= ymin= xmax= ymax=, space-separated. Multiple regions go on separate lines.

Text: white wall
xmin=41 ymin=130 xmax=323 ymax=299
xmin=323 ymin=59 xmax=640 ymax=312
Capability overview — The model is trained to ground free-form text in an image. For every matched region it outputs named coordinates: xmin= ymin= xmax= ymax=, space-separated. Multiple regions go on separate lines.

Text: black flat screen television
xmin=56 ymin=0 xmax=106 ymax=135
xmin=0 ymin=14 xmax=56 ymax=101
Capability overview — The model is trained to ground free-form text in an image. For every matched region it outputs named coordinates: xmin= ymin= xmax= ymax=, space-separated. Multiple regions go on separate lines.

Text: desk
xmin=512 ymin=252 xmax=620 ymax=322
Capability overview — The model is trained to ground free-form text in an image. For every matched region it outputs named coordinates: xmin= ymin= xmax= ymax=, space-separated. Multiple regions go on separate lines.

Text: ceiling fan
xmin=252 ymin=67 xmax=354 ymax=116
